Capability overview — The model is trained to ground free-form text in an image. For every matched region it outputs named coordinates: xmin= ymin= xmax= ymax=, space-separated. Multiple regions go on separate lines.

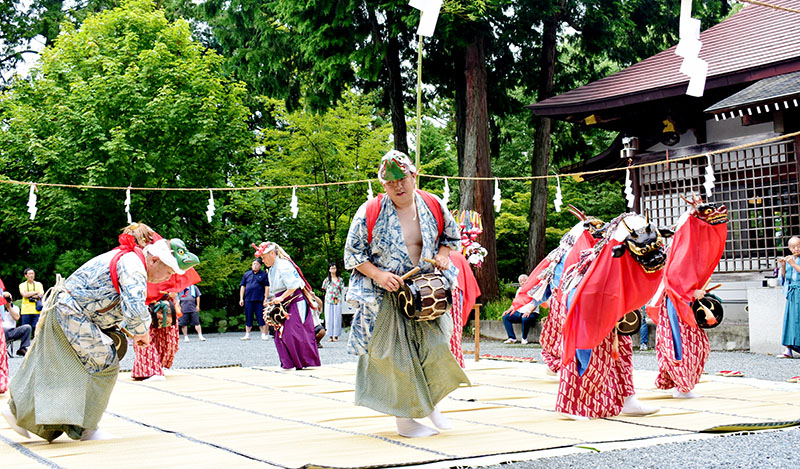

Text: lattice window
xmin=637 ymin=140 xmax=798 ymax=273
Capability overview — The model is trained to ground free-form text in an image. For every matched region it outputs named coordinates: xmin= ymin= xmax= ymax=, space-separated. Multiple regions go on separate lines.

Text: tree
xmin=0 ymin=0 xmax=254 ymax=283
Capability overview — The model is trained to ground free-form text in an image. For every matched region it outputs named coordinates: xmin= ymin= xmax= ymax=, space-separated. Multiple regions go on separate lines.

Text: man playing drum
xmin=344 ymin=150 xmax=468 ymax=438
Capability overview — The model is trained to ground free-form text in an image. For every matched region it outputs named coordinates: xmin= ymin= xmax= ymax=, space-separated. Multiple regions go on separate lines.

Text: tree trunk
xmin=386 ymin=25 xmax=408 ymax=154
xmin=526 ymin=1 xmax=563 ymax=272
xmin=464 ymin=34 xmax=499 ymax=301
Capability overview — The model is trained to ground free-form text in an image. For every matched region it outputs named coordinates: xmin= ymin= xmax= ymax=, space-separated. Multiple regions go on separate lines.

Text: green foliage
xmin=482 ymin=298 xmax=511 ymax=321
xmin=54 ymin=249 xmax=93 ymax=277
xmin=0 ymin=0 xmax=254 ymax=284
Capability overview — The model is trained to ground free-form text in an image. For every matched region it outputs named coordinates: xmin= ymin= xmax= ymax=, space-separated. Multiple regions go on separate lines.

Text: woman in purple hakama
xmin=255 ymin=242 xmax=320 ymax=370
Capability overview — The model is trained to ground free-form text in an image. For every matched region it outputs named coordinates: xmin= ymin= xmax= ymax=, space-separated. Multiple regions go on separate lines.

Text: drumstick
xmin=401 ymin=267 xmax=421 ymax=281
xmin=119 ymin=327 xmax=134 ymax=339
xmin=706 ymin=284 xmax=722 ymax=293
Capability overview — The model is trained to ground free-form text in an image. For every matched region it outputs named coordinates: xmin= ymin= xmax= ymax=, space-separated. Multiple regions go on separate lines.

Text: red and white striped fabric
xmin=132 ymin=325 xmax=179 ymax=379
xmin=0 ymin=330 xmax=8 ymax=394
xmin=449 ymin=289 xmax=465 ymax=368
xmin=555 ymin=332 xmax=635 ymax=418
xmin=540 ymin=287 xmax=567 ymax=374
xmin=655 ymin=302 xmax=709 ymax=393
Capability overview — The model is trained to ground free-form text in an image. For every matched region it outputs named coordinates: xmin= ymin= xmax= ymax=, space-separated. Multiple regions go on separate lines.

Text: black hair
xmin=327 ymin=262 xmax=339 ymax=281
xmin=23 ymin=268 xmax=34 ymax=276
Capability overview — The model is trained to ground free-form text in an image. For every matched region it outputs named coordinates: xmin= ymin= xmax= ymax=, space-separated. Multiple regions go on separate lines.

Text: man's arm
xmin=355 ymin=261 xmax=403 ymax=292
xmin=9 ymin=303 xmax=21 ymax=322
xmin=239 ymin=285 xmax=245 ymax=306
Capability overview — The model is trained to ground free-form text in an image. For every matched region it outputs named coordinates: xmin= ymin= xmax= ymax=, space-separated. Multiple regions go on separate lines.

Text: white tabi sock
xmin=559 ymin=412 xmax=590 ymax=421
xmin=2 ymin=404 xmax=30 ymax=439
xmin=427 ymin=406 xmax=453 ymax=430
xmin=396 ymin=417 xmax=439 ymax=438
xmin=672 ymin=389 xmax=699 ymax=399
xmin=80 ymin=428 xmax=116 ymax=441
xmin=620 ymin=395 xmax=660 ymax=416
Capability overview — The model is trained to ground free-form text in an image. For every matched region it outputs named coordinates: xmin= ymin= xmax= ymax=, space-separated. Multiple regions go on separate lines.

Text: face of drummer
xmin=260 ymin=249 xmax=277 ymax=268
xmin=381 ymin=172 xmax=417 ymax=208
xmin=789 ymin=237 xmax=800 ymax=257
xmin=146 ymin=255 xmax=176 ymax=283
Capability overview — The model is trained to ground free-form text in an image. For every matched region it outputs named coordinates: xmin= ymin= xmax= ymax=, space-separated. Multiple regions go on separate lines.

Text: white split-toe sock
xmin=2 ymin=404 xmax=30 ymax=438
xmin=671 ymin=389 xmax=699 ymax=399
xmin=427 ymin=406 xmax=453 ymax=430
xmin=620 ymin=395 xmax=660 ymax=416
xmin=559 ymin=412 xmax=590 ymax=421
xmin=396 ymin=417 xmax=439 ymax=438
xmin=80 ymin=428 xmax=116 ymax=441
xmin=143 ymin=374 xmax=167 ymax=382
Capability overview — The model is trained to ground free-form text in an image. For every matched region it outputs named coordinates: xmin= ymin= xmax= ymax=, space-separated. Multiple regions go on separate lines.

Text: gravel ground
xmin=7 ymin=332 xmax=800 ymax=468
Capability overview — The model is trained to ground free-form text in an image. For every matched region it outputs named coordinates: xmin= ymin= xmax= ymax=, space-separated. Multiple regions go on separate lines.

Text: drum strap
xmin=366 ymin=190 xmax=444 ymax=244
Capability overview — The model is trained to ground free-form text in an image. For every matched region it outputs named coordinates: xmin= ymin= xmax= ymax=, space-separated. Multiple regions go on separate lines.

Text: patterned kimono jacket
xmin=344 ymin=191 xmax=461 ymax=355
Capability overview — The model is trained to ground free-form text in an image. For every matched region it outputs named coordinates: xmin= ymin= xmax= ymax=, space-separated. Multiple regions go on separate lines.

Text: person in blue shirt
xmin=239 ymin=259 xmax=270 ymax=340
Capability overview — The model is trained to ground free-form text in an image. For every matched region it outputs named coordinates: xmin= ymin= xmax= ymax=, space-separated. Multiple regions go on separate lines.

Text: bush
xmin=482 ymin=299 xmax=512 ymax=321
xmin=199 ymin=307 xmax=244 ymax=333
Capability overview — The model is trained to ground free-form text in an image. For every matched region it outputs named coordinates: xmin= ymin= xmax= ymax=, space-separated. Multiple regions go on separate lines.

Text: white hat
xmin=143 ymin=239 xmax=190 ymax=275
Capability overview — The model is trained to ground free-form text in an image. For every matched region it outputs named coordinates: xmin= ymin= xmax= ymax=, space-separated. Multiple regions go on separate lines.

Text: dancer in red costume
xmin=651 ymin=196 xmax=728 ymax=398
xmin=512 ymin=206 xmax=606 ymax=373
xmin=557 ymin=213 xmax=672 ymax=419
xmin=132 ymin=293 xmax=182 ymax=381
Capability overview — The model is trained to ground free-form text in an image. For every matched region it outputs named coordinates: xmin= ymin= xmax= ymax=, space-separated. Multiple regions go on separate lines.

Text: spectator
xmin=322 ymin=262 xmax=344 ymax=342
xmin=239 ymin=259 xmax=270 ymax=341
xmin=18 ymin=268 xmax=44 ymax=334
xmin=639 ymin=308 xmax=649 ymax=351
xmin=2 ymin=290 xmax=32 ymax=357
xmin=777 ymin=236 xmax=800 ymax=358
xmin=179 ymin=284 xmax=205 ymax=342
xmin=502 ymin=274 xmax=538 ymax=344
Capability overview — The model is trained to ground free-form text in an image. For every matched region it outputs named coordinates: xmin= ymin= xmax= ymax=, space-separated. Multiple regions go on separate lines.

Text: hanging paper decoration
xmin=675 ymin=0 xmax=707 ymax=97
xmin=452 ymin=209 xmax=486 ymax=268
xmin=290 ymin=186 xmax=299 ymax=219
xmin=206 ymin=190 xmax=216 ymax=223
xmin=408 ymin=0 xmax=443 ymax=37
xmin=367 ymin=180 xmax=374 ymax=201
xmin=442 ymin=177 xmax=450 ymax=207
xmin=493 ymin=178 xmax=502 ymax=213
xmin=624 ymin=168 xmax=635 ymax=209
xmin=703 ymin=154 xmax=716 ymax=198
xmin=124 ymin=186 xmax=132 ymax=223
xmin=554 ymin=176 xmax=563 ymax=213
xmin=27 ymin=183 xmax=37 ymax=221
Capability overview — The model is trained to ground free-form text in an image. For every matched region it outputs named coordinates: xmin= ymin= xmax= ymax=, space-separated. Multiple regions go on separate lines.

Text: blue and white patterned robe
xmin=344 ymin=191 xmax=461 ymax=355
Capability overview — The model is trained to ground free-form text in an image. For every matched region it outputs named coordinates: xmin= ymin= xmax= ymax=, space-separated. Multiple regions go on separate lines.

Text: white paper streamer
xmin=675 ymin=0 xmax=707 ymax=97
xmin=493 ymin=178 xmax=502 ymax=213
xmin=124 ymin=186 xmax=132 ymax=224
xmin=442 ymin=177 xmax=450 ymax=207
xmin=27 ymin=183 xmax=37 ymax=220
xmin=409 ymin=0 xmax=443 ymax=37
xmin=367 ymin=180 xmax=374 ymax=201
xmin=624 ymin=168 xmax=635 ymax=209
xmin=290 ymin=186 xmax=299 ymax=219
xmin=703 ymin=154 xmax=716 ymax=198
xmin=554 ymin=176 xmax=563 ymax=213
xmin=206 ymin=190 xmax=216 ymax=223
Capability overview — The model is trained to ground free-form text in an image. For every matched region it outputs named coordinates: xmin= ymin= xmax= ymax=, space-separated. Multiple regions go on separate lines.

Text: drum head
xmin=265 ymin=303 xmax=289 ymax=327
xmin=616 ymin=309 xmax=642 ymax=336
xmin=692 ymin=294 xmax=724 ymax=329
xmin=103 ymin=328 xmax=128 ymax=360
xmin=396 ymin=283 xmax=417 ymax=319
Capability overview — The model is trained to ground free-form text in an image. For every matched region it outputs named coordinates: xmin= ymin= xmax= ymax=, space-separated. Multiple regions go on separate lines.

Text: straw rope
xmin=2 ymin=130 xmax=798 ymax=192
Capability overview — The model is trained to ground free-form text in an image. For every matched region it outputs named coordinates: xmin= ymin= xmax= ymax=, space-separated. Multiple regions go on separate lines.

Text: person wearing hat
xmin=2 ymin=223 xmax=199 ymax=442
xmin=343 ymin=150 xmax=468 ymax=438
xmin=254 ymin=241 xmax=321 ymax=369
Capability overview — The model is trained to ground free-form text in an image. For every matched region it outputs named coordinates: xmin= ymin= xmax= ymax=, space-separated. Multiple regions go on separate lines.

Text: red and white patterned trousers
xmin=449 ymin=289 xmax=465 ymax=368
xmin=540 ymin=289 xmax=567 ymax=374
xmin=655 ymin=302 xmax=709 ymax=393
xmin=0 ymin=331 xmax=8 ymax=394
xmin=132 ymin=325 xmax=179 ymax=379
xmin=555 ymin=332 xmax=635 ymax=418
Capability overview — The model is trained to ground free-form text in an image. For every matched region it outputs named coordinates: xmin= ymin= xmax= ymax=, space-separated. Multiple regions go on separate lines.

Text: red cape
xmin=664 ymin=216 xmax=727 ymax=328
xmin=511 ymin=229 xmax=598 ymax=311
xmin=0 ymin=279 xmax=7 ymax=307
xmin=146 ymin=268 xmax=202 ymax=304
xmin=450 ymin=252 xmax=481 ymax=326
xmin=561 ymin=238 xmax=664 ymax=366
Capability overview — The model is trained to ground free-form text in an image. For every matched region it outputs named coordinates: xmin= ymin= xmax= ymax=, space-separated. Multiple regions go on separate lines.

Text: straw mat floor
xmin=2 ymin=361 xmax=799 ymax=468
